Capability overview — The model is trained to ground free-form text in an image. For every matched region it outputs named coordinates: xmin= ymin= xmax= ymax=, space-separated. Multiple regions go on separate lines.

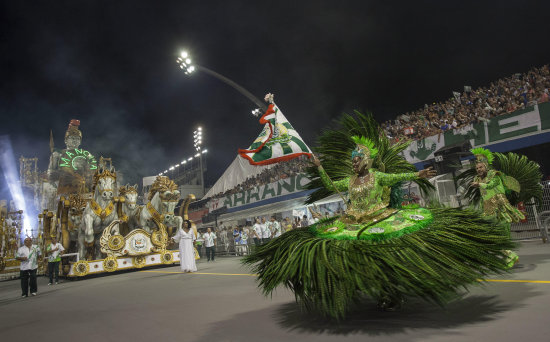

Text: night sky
xmin=1 ymin=0 xmax=550 ymax=200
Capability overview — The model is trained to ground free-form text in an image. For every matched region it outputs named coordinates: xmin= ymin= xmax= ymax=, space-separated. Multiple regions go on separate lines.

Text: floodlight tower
xmin=176 ymin=51 xmax=267 ymax=112
xmin=193 ymin=127 xmax=205 ymax=197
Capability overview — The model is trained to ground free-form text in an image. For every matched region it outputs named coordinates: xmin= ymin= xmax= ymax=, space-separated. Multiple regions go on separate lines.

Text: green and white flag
xmin=239 ymin=103 xmax=312 ymax=165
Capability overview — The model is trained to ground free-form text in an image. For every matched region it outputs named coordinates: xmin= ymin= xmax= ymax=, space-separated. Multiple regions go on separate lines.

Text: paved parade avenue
xmin=1 ymin=241 xmax=550 ymax=342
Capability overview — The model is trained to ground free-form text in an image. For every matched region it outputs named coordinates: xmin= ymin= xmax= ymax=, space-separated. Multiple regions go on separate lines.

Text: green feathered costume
xmin=243 ymin=112 xmax=516 ymax=320
xmin=457 ymin=147 xmax=542 ymax=267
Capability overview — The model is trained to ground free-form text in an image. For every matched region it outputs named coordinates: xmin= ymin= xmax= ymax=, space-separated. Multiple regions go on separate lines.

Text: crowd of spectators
xmin=384 ymin=65 xmax=550 ymax=143
xmin=208 ymin=155 xmax=310 ymax=200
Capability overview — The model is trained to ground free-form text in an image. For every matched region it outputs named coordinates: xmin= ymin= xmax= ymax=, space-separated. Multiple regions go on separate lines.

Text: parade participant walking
xmin=300 ymin=215 xmax=309 ymax=227
xmin=240 ymin=226 xmax=249 ymax=255
xmin=282 ymin=217 xmax=293 ymax=232
xmin=252 ymin=218 xmax=262 ymax=247
xmin=219 ymin=227 xmax=229 ymax=253
xmin=195 ymin=230 xmax=204 ymax=259
xmin=466 ymin=147 xmax=542 ymax=267
xmin=203 ymin=227 xmax=217 ymax=262
xmin=260 ymin=217 xmax=271 ymax=244
xmin=46 ymin=236 xmax=65 ymax=285
xmin=269 ymin=216 xmax=282 ymax=238
xmin=171 ymin=220 xmax=197 ymax=272
xmin=16 ymin=237 xmax=41 ymax=297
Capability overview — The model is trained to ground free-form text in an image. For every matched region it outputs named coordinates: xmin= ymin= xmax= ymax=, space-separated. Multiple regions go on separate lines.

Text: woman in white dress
xmin=171 ymin=220 xmax=197 ymax=272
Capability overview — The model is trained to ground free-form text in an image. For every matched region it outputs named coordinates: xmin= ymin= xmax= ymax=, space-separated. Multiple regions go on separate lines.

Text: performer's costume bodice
xmin=317 ymin=167 xmax=430 ymax=240
xmin=475 ymin=169 xmax=524 ymax=223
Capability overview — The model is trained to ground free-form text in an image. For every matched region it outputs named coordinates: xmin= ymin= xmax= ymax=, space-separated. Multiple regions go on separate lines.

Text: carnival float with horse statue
xmin=13 ymin=119 xmax=197 ymax=278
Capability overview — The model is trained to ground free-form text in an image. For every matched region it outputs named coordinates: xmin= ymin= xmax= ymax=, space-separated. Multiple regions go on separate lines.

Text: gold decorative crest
xmin=103 ymin=256 xmax=118 ymax=272
xmin=92 ymin=168 xmax=117 ymax=190
xmin=119 ymin=185 xmax=138 ymax=197
xmin=73 ymin=260 xmax=90 ymax=276
xmin=108 ymin=234 xmax=125 ymax=251
xmin=90 ymin=200 xmax=115 ymax=221
xmin=148 ymin=176 xmax=178 ymax=201
xmin=68 ymin=194 xmax=87 ymax=212
xmin=151 ymin=229 xmax=167 ymax=247
xmin=161 ymin=252 xmax=173 ymax=264
xmin=133 ymin=255 xmax=147 ymax=268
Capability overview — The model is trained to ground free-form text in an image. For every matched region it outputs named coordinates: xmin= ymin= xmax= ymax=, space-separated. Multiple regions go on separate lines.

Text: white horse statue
xmin=139 ymin=176 xmax=182 ymax=233
xmin=118 ymin=184 xmax=141 ymax=235
xmin=82 ymin=167 xmax=118 ymax=259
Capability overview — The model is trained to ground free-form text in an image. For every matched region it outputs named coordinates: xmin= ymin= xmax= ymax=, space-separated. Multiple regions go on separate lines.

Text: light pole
xmin=193 ymin=127 xmax=205 ymax=197
xmin=177 ymin=51 xmax=267 ymax=112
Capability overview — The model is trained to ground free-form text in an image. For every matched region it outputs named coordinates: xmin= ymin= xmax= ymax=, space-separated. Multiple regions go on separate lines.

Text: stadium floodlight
xmin=188 ymin=157 xmax=193 ymax=161
xmin=202 ymin=149 xmax=207 ymax=154
xmin=194 ymin=127 xmax=203 ymax=152
xmin=177 ymin=51 xmax=195 ymax=75
xmin=175 ymin=50 xmax=267 ymax=112
xmin=252 ymin=108 xmax=262 ymax=117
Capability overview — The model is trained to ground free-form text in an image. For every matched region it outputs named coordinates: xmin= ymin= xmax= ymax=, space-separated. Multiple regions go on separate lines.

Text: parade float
xmin=12 ymin=119 xmax=194 ymax=278
xmin=0 ymin=203 xmax=25 ymax=278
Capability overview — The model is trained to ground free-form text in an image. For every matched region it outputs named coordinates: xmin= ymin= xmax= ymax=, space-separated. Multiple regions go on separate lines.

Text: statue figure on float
xmin=82 ymin=167 xmax=118 ymax=259
xmin=117 ymin=184 xmax=141 ymax=235
xmin=139 ymin=176 xmax=181 ymax=234
xmin=45 ymin=120 xmax=97 ymax=211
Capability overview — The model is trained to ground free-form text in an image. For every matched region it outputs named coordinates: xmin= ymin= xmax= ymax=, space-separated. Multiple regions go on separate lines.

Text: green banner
xmin=404 ymin=103 xmax=550 ymax=163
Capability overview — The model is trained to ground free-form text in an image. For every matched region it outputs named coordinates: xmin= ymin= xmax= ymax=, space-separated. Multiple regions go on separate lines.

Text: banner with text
xmin=208 ymin=174 xmax=311 ymax=210
xmin=404 ymin=103 xmax=550 ymax=164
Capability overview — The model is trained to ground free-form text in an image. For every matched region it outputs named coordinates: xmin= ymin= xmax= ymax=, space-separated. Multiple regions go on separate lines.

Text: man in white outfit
xmin=16 ymin=237 xmax=41 ymax=297
xmin=261 ymin=217 xmax=271 ymax=244
xmin=270 ymin=216 xmax=282 ymax=238
xmin=46 ymin=236 xmax=65 ymax=285
xmin=203 ymin=227 xmax=217 ymax=262
xmin=252 ymin=218 xmax=263 ymax=248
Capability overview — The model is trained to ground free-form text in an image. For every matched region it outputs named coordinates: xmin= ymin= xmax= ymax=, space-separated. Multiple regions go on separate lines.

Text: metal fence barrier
xmin=511 ymin=182 xmax=550 ymax=241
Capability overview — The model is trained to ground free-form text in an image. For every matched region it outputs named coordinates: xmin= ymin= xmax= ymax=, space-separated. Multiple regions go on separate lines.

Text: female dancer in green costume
xmin=313 ymin=136 xmax=436 ymax=240
xmin=244 ymin=112 xmax=516 ymax=319
xmin=465 ymin=147 xmax=542 ymax=267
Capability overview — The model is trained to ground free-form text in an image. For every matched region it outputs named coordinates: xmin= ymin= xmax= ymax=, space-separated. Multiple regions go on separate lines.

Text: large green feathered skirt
xmin=243 ymin=207 xmax=516 ymax=319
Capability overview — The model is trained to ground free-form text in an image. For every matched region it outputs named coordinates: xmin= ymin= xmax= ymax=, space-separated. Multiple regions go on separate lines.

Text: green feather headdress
xmin=351 ymin=135 xmax=378 ymax=160
xmin=471 ymin=147 xmax=494 ymax=166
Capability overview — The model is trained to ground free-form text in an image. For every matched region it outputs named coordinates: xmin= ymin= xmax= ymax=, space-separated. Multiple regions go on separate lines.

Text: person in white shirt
xmin=219 ymin=227 xmax=229 ymax=253
xmin=203 ymin=227 xmax=217 ymax=262
xmin=270 ymin=216 xmax=282 ymax=238
xmin=261 ymin=217 xmax=271 ymax=244
xmin=252 ymin=218 xmax=263 ymax=247
xmin=300 ymin=215 xmax=309 ymax=227
xmin=16 ymin=237 xmax=41 ymax=297
xmin=46 ymin=236 xmax=65 ymax=285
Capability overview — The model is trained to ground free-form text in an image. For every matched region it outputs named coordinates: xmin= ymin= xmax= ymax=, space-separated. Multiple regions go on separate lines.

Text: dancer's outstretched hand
xmin=418 ymin=166 xmax=437 ymax=179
